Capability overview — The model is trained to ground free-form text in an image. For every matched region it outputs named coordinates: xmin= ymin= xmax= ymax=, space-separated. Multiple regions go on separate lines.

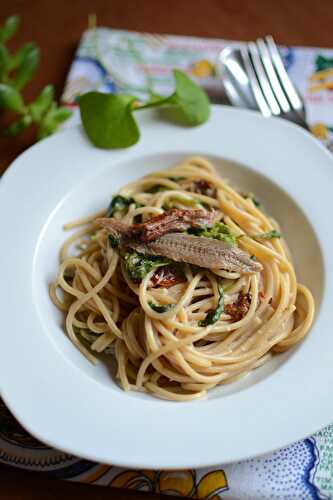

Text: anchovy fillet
xmin=97 ymin=214 xmax=262 ymax=274
xmin=132 ymin=233 xmax=262 ymax=274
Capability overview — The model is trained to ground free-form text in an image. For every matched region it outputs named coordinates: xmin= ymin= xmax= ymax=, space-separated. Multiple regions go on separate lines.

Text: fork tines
xmin=241 ymin=36 xmax=303 ymax=119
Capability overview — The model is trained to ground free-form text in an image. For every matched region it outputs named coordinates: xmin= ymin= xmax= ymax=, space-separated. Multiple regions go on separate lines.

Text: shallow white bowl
xmin=0 ymin=105 xmax=332 ymax=469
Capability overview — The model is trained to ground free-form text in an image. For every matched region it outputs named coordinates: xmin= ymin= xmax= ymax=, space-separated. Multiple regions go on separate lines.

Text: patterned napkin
xmin=1 ymin=28 xmax=333 ymax=499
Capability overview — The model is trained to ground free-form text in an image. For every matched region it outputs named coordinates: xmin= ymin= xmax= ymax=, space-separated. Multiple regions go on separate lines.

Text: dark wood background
xmin=1 ymin=0 xmax=332 ymax=498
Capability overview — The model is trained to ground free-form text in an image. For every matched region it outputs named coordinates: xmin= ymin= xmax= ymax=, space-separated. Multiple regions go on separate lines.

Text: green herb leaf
xmin=148 ymin=301 xmax=173 ymax=313
xmin=0 ymin=16 xmax=20 ymax=43
xmin=135 ymin=70 xmax=210 ymax=126
xmin=13 ymin=44 xmax=40 ymax=90
xmin=0 ymin=83 xmax=25 ymax=112
xmin=190 ymin=222 xmax=237 ymax=246
xmin=37 ymin=103 xmax=72 ymax=140
xmin=253 ymin=230 xmax=281 ymax=240
xmin=0 ymin=45 xmax=9 ymax=80
xmin=170 ymin=69 xmax=210 ymax=126
xmin=0 ymin=16 xmax=71 ymax=143
xmin=79 ymin=92 xmax=140 ymax=149
xmin=107 ymin=194 xmax=139 ymax=217
xmin=48 ymin=106 xmax=72 ymax=123
xmin=244 ymin=192 xmax=261 ymax=207
xmin=5 ymin=114 xmax=32 ymax=135
xmin=168 ymin=176 xmax=185 ymax=182
xmin=79 ymin=70 xmax=210 ymax=149
xmin=199 ymin=282 xmax=224 ymax=326
xmin=8 ymin=42 xmax=36 ymax=70
xmin=146 ymin=184 xmax=169 ymax=194
xmin=135 ymin=93 xmax=168 ymax=110
xmin=29 ymin=84 xmax=54 ymax=121
xmin=123 ymin=251 xmax=170 ymax=282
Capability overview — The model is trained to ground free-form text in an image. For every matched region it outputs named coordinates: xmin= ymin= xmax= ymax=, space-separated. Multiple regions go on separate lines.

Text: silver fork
xmin=240 ymin=36 xmax=309 ymax=130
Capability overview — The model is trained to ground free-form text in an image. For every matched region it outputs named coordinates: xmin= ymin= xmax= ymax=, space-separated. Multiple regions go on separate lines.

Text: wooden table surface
xmin=1 ymin=0 xmax=332 ymax=498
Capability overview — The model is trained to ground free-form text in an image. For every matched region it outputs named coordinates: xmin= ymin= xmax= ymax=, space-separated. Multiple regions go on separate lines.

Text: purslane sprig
xmin=79 ymin=69 xmax=210 ymax=149
xmin=0 ymin=15 xmax=72 ymax=141
xmin=0 ymin=14 xmax=210 ymax=147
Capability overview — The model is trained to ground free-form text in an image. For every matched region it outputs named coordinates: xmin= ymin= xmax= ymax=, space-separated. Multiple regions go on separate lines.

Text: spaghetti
xmin=50 ymin=157 xmax=315 ymax=401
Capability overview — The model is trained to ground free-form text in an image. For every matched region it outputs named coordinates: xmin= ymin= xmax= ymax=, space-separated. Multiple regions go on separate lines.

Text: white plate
xmin=0 ymin=105 xmax=332 ymax=469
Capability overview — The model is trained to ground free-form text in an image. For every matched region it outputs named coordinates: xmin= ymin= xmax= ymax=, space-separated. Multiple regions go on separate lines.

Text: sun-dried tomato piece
xmin=122 ymin=209 xmax=215 ymax=243
xmin=225 ymin=292 xmax=251 ymax=321
xmin=190 ymin=180 xmax=217 ymax=198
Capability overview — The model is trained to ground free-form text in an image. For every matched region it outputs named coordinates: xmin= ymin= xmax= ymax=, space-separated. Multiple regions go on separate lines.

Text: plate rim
xmin=1 ymin=105 xmax=333 ymax=469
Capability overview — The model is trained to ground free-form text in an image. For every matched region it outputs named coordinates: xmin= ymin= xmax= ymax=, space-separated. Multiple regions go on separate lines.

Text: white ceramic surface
xmin=0 ymin=105 xmax=332 ymax=469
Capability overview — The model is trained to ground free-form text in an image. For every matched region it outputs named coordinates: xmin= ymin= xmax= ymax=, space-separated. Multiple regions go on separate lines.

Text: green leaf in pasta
xmin=190 ymin=222 xmax=237 ymax=246
xmin=253 ymin=230 xmax=281 ymax=240
xmin=148 ymin=301 xmax=173 ymax=313
xmin=123 ymin=251 xmax=170 ymax=282
xmin=198 ymin=282 xmax=224 ymax=326
xmin=106 ymin=194 xmax=140 ymax=217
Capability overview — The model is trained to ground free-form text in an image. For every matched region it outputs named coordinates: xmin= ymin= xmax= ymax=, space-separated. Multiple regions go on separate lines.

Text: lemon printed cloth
xmin=1 ymin=28 xmax=333 ymax=499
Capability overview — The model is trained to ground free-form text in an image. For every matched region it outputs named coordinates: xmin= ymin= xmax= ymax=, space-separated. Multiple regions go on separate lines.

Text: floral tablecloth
xmin=1 ymin=28 xmax=333 ymax=499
